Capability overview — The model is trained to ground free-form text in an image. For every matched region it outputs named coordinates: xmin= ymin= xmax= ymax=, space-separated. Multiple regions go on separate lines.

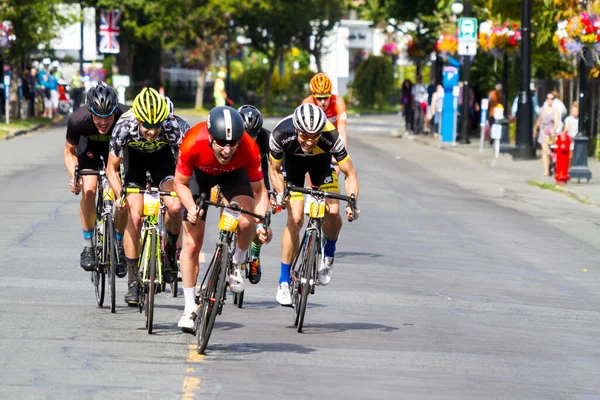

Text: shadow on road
xmin=214 ymin=321 xmax=244 ymax=331
xmin=335 ymin=251 xmax=383 ymax=259
xmin=296 ymin=322 xmax=399 ymax=334
xmin=209 ymin=342 xmax=316 ymax=355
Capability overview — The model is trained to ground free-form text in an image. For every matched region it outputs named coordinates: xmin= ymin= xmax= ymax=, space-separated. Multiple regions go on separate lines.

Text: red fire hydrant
xmin=554 ymin=133 xmax=571 ymax=184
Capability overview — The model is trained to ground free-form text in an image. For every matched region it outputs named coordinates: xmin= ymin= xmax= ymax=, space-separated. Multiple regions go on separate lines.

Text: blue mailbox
xmin=441 ymin=66 xmax=459 ymax=143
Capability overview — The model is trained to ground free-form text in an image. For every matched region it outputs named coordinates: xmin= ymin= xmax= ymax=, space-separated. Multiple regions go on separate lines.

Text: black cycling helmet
xmin=86 ymin=81 xmax=118 ymax=117
xmin=238 ymin=105 xmax=263 ymax=137
xmin=207 ymin=106 xmax=245 ymax=141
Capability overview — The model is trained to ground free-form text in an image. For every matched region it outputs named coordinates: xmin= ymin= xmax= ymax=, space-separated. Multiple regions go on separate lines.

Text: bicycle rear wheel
xmin=197 ymin=243 xmax=229 ymax=354
xmin=297 ymin=231 xmax=317 ymax=333
xmin=146 ymin=230 xmax=157 ymax=334
xmin=106 ymin=217 xmax=116 ymax=314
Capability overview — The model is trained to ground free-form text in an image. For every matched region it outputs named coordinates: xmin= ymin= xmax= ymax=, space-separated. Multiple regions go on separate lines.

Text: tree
xmin=238 ymin=0 xmax=312 ymax=108
xmin=296 ymin=0 xmax=346 ymax=72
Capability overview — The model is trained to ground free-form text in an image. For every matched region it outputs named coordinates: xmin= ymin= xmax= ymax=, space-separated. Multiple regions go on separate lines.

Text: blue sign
xmin=442 ymin=66 xmax=459 ymax=89
xmin=3 ymin=71 xmax=10 ymax=100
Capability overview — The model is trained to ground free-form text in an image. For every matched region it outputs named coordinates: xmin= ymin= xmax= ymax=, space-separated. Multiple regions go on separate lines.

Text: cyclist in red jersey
xmin=301 ymin=72 xmax=348 ymax=147
xmin=173 ymin=106 xmax=273 ymax=332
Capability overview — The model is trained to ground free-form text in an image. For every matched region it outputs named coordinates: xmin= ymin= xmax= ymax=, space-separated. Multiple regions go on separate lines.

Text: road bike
xmin=73 ymin=161 xmax=121 ymax=313
xmin=123 ymin=186 xmax=178 ymax=334
xmin=193 ymin=193 xmax=271 ymax=354
xmin=282 ymin=183 xmax=356 ymax=333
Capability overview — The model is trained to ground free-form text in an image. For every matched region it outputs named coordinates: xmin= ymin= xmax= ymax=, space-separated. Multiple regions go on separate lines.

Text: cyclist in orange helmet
xmin=302 ymin=73 xmax=348 ymax=148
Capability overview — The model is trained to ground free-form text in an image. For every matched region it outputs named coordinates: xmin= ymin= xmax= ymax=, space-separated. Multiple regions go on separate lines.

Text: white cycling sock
xmin=183 ymin=287 xmax=195 ymax=314
xmin=233 ymin=246 xmax=246 ymax=265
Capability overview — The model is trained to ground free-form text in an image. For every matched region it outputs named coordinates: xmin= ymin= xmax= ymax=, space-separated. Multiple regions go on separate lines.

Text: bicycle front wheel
xmin=93 ymin=221 xmax=105 ymax=307
xmin=146 ymin=230 xmax=157 ymax=334
xmin=197 ymin=243 xmax=229 ymax=354
xmin=297 ymin=231 xmax=317 ymax=333
xmin=106 ymin=217 xmax=116 ymax=314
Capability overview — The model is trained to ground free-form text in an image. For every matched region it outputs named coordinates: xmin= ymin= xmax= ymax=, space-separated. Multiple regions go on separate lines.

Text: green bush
xmin=351 ymin=55 xmax=394 ymax=108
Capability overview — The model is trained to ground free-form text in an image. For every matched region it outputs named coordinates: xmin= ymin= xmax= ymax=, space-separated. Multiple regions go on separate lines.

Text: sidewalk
xmin=406 ymin=132 xmax=600 ymax=207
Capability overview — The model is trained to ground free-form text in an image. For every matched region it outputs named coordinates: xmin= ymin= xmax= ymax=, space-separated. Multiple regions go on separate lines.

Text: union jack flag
xmin=99 ymin=10 xmax=121 ymax=54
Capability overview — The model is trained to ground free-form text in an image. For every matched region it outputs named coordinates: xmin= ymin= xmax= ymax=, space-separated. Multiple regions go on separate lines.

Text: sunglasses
xmin=142 ymin=121 xmax=163 ymax=130
xmin=298 ymin=132 xmax=321 ymax=142
xmin=91 ymin=105 xmax=117 ymax=118
xmin=314 ymin=95 xmax=331 ymax=100
xmin=213 ymin=138 xmax=240 ymax=148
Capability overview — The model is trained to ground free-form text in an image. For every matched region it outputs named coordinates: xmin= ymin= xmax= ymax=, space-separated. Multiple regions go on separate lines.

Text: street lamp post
xmin=224 ymin=15 xmax=234 ymax=97
xmin=513 ymin=0 xmax=536 ymax=159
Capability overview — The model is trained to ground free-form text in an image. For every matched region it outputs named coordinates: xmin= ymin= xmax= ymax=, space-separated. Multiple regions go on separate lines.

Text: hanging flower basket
xmin=480 ymin=22 xmax=521 ymax=58
xmin=435 ymin=33 xmax=458 ymax=59
xmin=555 ymin=12 xmax=600 ymax=63
xmin=381 ymin=42 xmax=400 ymax=56
xmin=406 ymin=38 xmax=427 ymax=60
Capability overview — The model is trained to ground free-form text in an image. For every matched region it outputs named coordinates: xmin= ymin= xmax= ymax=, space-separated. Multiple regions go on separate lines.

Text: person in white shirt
xmin=563 ymin=102 xmax=579 ymax=139
xmin=411 ymin=75 xmax=427 ymax=134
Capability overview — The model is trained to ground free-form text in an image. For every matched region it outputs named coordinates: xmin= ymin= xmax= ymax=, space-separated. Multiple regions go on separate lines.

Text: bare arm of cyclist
xmin=338 ymin=157 xmax=359 ymax=221
xmin=106 ymin=153 xmax=123 ymax=205
xmin=335 ymin=96 xmax=348 ymax=149
xmin=173 ymin=170 xmax=201 ymax=224
xmin=268 ymin=156 xmax=285 ymax=196
xmin=250 ymin=179 xmax=272 ymax=244
xmin=64 ymin=140 xmax=81 ymax=194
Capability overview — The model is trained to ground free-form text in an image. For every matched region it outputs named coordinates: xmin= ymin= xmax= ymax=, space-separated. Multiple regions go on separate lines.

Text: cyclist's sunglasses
xmin=313 ymin=94 xmax=331 ymax=100
xmin=142 ymin=121 xmax=163 ymax=130
xmin=298 ymin=131 xmax=321 ymax=141
xmin=91 ymin=105 xmax=117 ymax=117
xmin=212 ymin=138 xmax=241 ymax=148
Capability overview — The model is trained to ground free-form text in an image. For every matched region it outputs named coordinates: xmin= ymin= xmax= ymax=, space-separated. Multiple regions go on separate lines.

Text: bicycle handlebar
xmin=282 ymin=182 xmax=357 ymax=221
xmin=123 ymin=187 xmax=178 ymax=197
xmin=194 ymin=192 xmax=271 ymax=228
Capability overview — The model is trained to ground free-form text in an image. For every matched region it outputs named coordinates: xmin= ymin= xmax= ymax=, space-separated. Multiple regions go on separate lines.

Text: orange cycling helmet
xmin=310 ymin=73 xmax=332 ymax=95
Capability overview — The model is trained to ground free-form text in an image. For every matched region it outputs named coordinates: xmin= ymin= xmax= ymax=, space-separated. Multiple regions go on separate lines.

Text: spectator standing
xmin=411 ymin=75 xmax=428 ymax=135
xmin=401 ymin=79 xmax=413 ymax=133
xmin=70 ymin=70 xmax=84 ymax=110
xmin=534 ymin=92 xmax=561 ymax=176
xmin=213 ymin=70 xmax=227 ymax=107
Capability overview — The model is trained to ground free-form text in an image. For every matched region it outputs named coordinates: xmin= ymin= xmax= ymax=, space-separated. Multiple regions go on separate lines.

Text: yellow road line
xmin=182 ymin=344 xmax=204 ymax=399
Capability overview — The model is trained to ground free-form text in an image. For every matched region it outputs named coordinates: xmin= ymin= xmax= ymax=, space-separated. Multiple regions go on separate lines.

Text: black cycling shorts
xmin=184 ymin=168 xmax=254 ymax=222
xmin=77 ymin=139 xmax=110 ymax=170
xmin=283 ymin=153 xmax=339 ymax=199
xmin=122 ymin=146 xmax=175 ymax=188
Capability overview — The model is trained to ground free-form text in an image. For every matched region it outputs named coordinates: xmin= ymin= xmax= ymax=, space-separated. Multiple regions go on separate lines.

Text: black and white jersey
xmin=109 ymin=110 xmax=190 ymax=158
xmin=269 ymin=116 xmax=349 ymax=164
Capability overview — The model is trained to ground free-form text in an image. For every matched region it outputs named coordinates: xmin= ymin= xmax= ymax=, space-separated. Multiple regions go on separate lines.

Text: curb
xmin=3 ymin=122 xmax=55 ymax=141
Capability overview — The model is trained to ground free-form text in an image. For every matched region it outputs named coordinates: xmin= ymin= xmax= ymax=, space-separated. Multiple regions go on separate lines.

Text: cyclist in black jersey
xmin=269 ymin=103 xmax=360 ymax=306
xmin=107 ymin=87 xmax=190 ymax=306
xmin=238 ymin=105 xmax=271 ymax=284
xmin=63 ymin=81 xmax=128 ymax=276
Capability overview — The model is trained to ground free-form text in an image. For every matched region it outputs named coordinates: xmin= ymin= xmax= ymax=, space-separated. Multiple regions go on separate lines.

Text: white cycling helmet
xmin=292 ymin=103 xmax=327 ymax=136
xmin=163 ymin=95 xmax=174 ymax=116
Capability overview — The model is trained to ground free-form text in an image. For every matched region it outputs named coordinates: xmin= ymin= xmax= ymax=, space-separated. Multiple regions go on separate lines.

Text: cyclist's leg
xmin=218 ymin=169 xmax=255 ymax=292
xmin=77 ymin=144 xmax=100 ymax=270
xmin=309 ymin=155 xmax=342 ymax=285
xmin=150 ymin=147 xmax=181 ymax=282
xmin=276 ymin=156 xmax=306 ymax=305
xmin=178 ymin=171 xmax=212 ymax=330
xmin=121 ymin=149 xmax=147 ymax=304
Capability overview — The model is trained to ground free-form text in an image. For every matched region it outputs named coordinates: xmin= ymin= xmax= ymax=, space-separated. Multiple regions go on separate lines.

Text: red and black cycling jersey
xmin=269 ymin=115 xmax=349 ymax=164
xmin=176 ymin=121 xmax=263 ymax=182
xmin=66 ymin=104 xmax=128 ymax=145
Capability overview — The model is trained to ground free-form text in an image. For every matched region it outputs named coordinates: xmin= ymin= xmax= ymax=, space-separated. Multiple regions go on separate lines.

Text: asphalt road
xmin=1 ymin=114 xmax=600 ymax=399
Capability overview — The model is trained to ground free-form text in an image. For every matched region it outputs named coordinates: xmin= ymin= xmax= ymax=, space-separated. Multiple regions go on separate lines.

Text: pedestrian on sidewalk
xmin=563 ymin=102 xmax=579 ymax=167
xmin=534 ymin=92 xmax=561 ymax=176
xmin=412 ymin=75 xmax=427 ymax=135
xmin=401 ymin=79 xmax=414 ymax=134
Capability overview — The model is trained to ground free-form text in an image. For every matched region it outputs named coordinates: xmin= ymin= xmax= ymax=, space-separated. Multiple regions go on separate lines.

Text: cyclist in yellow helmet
xmin=106 ymin=87 xmax=191 ymax=306
xmin=302 ymin=72 xmax=348 ymax=148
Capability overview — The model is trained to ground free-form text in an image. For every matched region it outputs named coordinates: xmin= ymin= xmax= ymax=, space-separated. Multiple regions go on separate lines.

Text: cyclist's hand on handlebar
xmin=346 ymin=205 xmax=360 ymax=222
xmin=70 ymin=177 xmax=82 ymax=194
xmin=256 ymin=223 xmax=272 ymax=244
xmin=115 ymin=194 xmax=126 ymax=210
xmin=187 ymin=206 xmax=204 ymax=224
